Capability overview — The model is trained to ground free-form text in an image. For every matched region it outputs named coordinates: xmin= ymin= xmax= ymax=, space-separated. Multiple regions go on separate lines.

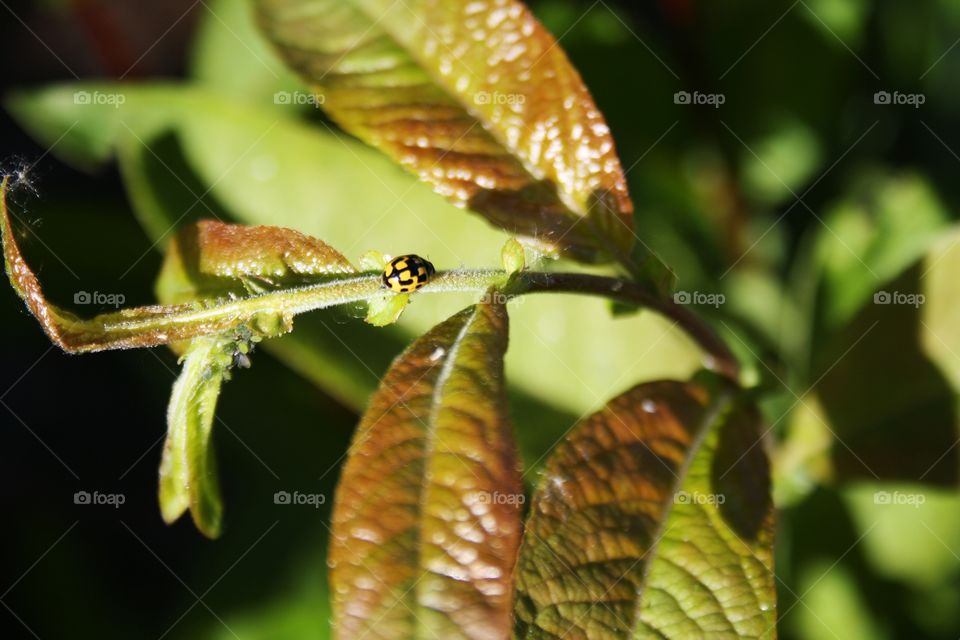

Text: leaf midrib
xmin=629 ymin=387 xmax=735 ymax=630
xmin=414 ymin=304 xmax=482 ymax=639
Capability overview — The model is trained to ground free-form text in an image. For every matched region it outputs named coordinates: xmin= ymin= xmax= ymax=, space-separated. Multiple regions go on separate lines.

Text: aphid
xmin=381 ymin=254 xmax=435 ymax=293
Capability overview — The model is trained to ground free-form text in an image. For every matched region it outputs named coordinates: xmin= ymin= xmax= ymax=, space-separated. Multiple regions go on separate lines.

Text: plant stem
xmin=507 ymin=272 xmax=739 ymax=379
xmin=19 ymin=268 xmax=736 ymax=380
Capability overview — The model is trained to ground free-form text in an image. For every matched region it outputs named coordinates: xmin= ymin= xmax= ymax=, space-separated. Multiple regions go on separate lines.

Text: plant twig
xmin=508 ymin=271 xmax=739 ymax=380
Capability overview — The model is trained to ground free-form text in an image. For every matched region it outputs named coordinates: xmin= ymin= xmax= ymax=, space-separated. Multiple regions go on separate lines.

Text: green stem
xmin=28 ymin=269 xmax=737 ymax=380
xmin=2 ymin=174 xmax=737 ymax=377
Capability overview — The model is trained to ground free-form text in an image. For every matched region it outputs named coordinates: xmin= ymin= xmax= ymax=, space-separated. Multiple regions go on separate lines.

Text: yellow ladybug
xmin=381 ymin=254 xmax=435 ymax=293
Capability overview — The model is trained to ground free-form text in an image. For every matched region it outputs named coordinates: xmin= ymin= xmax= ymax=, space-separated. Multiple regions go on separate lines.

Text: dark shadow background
xmin=1 ymin=0 xmax=959 ymax=638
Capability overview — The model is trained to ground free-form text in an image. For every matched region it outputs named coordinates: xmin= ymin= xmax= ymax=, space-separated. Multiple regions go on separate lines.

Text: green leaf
xmin=812 ymin=265 xmax=959 ymax=485
xmin=189 ymin=0 xmax=299 ymax=101
xmin=842 ymin=482 xmax=960 ymax=588
xmin=805 ymin=174 xmax=959 ymax=485
xmin=920 ymin=227 xmax=960 ymax=393
xmin=814 ymin=172 xmax=948 ymax=330
xmin=330 ymin=293 xmax=522 ymax=639
xmin=364 ymin=291 xmax=410 ymax=326
xmin=159 ymin=334 xmax=235 ymax=538
xmin=514 ymin=379 xmax=776 ymax=639
xmin=7 ymin=83 xmax=703 ymax=456
xmin=740 ymin=116 xmax=823 ymax=207
xmin=254 ymin=0 xmax=636 ymax=262
xmin=501 ymin=238 xmax=526 ymax=276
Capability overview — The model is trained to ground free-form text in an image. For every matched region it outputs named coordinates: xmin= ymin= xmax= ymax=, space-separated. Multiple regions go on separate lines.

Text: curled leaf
xmin=364 ymin=291 xmax=410 ymax=327
xmin=255 ymin=0 xmax=635 ymax=262
xmin=331 ymin=292 xmax=521 ymax=639
xmin=501 ymin=238 xmax=526 ymax=276
xmin=160 ymin=334 xmax=237 ymax=538
xmin=1 ymin=178 xmax=379 ymax=351
xmin=515 ymin=379 xmax=776 ymax=639
xmin=358 ymin=249 xmax=389 ymax=272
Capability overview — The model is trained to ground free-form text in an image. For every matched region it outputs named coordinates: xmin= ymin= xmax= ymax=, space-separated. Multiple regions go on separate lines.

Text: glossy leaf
xmin=159 ymin=334 xmax=235 ymax=538
xmin=330 ymin=294 xmax=522 ymax=639
xmin=8 ymin=84 xmax=703 ymax=455
xmin=255 ymin=0 xmax=635 ymax=262
xmin=156 ymin=219 xmax=355 ymax=304
xmin=515 ymin=380 xmax=776 ymax=639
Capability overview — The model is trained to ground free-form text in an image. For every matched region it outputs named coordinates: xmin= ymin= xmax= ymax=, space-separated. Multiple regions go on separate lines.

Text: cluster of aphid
xmin=219 ymin=254 xmax=435 ymax=372
xmin=229 ymin=325 xmax=260 ymax=371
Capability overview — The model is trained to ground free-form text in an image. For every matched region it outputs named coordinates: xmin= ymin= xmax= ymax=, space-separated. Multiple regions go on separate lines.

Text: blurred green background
xmin=1 ymin=0 xmax=959 ymax=637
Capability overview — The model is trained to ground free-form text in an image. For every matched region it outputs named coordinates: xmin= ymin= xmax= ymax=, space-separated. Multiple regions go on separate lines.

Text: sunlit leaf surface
xmin=156 ymin=219 xmax=355 ymax=304
xmin=255 ymin=0 xmax=635 ymax=262
xmin=330 ymin=294 xmax=521 ymax=639
xmin=514 ymin=380 xmax=776 ymax=639
xmin=7 ymin=84 xmax=702 ymax=434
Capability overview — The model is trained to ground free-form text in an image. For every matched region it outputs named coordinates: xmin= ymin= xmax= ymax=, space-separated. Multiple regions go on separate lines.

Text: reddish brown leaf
xmin=255 ymin=0 xmax=635 ymax=262
xmin=515 ymin=380 xmax=776 ymax=639
xmin=157 ymin=219 xmax=355 ymax=303
xmin=330 ymin=296 xmax=522 ymax=639
xmin=1 ymin=178 xmax=376 ymax=351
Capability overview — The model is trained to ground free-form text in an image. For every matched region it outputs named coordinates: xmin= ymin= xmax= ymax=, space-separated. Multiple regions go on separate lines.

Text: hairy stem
xmin=2 ymin=175 xmax=737 ymax=377
xmin=9 ymin=265 xmax=738 ymax=379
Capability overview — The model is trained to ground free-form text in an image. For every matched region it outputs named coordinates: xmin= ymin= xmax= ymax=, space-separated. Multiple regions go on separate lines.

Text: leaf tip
xmin=501 ymin=238 xmax=525 ymax=275
xmin=365 ymin=292 xmax=410 ymax=326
